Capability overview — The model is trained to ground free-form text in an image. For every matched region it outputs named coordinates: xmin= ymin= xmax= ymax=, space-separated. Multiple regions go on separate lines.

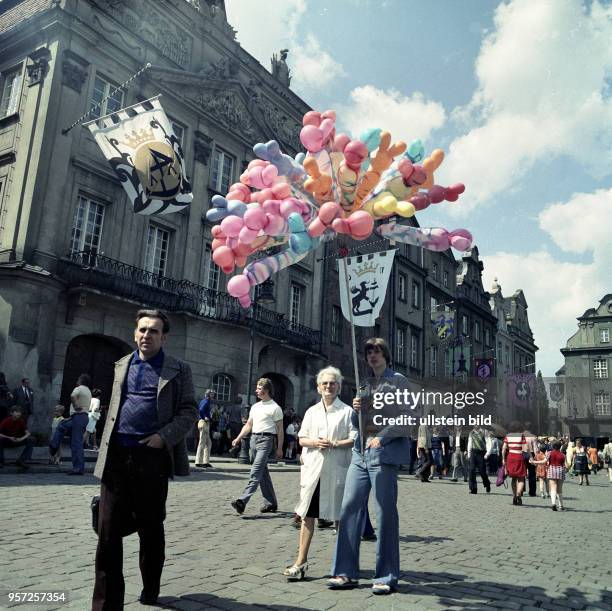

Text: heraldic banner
xmin=85 ymin=96 xmax=192 ymax=215
xmin=339 ymin=250 xmax=396 ymax=327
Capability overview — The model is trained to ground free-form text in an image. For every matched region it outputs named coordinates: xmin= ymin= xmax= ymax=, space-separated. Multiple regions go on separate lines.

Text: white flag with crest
xmin=84 ymin=95 xmax=192 ymax=215
xmin=339 ymin=250 xmax=396 ymax=327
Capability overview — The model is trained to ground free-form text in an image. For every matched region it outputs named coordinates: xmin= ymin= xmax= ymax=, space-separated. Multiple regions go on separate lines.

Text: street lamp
xmin=239 ymin=279 xmax=275 ymax=464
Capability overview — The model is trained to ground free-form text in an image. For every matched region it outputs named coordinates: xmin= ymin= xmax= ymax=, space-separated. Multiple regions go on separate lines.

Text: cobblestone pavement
xmin=1 ymin=457 xmax=611 ymax=610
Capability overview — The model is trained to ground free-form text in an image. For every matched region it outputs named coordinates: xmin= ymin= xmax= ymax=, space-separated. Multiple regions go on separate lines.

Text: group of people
xmin=3 ymin=308 xmax=612 ymax=608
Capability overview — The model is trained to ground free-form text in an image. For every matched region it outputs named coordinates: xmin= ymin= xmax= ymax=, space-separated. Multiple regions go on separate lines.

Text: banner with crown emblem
xmin=84 ymin=96 xmax=192 ymax=215
xmin=339 ymin=250 xmax=396 ymax=327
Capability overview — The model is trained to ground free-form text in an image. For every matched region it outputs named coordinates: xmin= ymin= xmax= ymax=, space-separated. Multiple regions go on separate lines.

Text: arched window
xmin=212 ymin=373 xmax=232 ymax=402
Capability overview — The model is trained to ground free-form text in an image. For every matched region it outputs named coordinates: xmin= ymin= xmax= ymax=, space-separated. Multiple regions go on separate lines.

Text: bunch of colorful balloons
xmin=206 ymin=109 xmax=473 ymax=307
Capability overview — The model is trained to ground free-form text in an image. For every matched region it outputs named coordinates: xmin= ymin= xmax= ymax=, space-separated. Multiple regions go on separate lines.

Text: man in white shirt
xmin=230 ymin=378 xmax=284 ymax=515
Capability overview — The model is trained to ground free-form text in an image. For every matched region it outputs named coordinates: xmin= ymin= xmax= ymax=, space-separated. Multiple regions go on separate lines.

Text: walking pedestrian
xmin=84 ymin=389 xmax=102 ymax=450
xmin=430 ymin=427 xmax=445 ymax=480
xmin=572 ymin=439 xmax=590 ymax=486
xmin=230 ymin=378 xmax=284 ymax=515
xmin=450 ymin=427 xmax=468 ymax=482
xmin=534 ymin=444 xmax=549 ymax=498
xmin=502 ymin=423 xmax=527 ymax=505
xmin=467 ymin=425 xmax=491 ymax=494
xmin=603 ymin=441 xmax=612 ymax=483
xmin=415 ymin=419 xmax=432 ymax=483
xmin=531 ymin=440 xmax=566 ymax=510
xmin=92 ymin=309 xmax=197 ymax=609
xmin=195 ymin=389 xmax=213 ymax=468
xmin=327 ymin=338 xmax=410 ymax=595
xmin=485 ymin=430 xmax=500 ymax=475
xmin=283 ymin=367 xmax=354 ymax=580
xmin=49 ymin=374 xmax=91 ymax=475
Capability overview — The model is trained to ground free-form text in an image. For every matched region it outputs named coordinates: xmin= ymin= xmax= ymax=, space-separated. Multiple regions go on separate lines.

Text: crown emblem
xmin=123 ymin=126 xmax=156 ymax=149
xmin=354 ymin=260 xmax=378 ymax=277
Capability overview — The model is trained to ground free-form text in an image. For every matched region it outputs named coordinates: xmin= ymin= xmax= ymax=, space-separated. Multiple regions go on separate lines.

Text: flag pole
xmin=341 ymin=255 xmax=365 ymax=455
xmin=62 ymin=62 xmax=152 ymax=135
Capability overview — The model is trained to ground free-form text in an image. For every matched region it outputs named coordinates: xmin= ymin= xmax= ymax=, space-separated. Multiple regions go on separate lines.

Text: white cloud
xmin=225 ymin=0 xmax=342 ymax=92
xmin=442 ymin=0 xmax=612 ymax=212
xmin=339 ymin=86 xmax=446 ymax=142
xmin=481 ymin=188 xmax=612 ymax=376
xmin=291 ymin=34 xmax=345 ymax=90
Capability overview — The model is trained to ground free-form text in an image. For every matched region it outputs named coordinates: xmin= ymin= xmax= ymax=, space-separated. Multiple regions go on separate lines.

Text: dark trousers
xmin=469 ymin=450 xmax=490 ymax=492
xmin=527 ymin=462 xmax=537 ymax=496
xmin=0 ymin=437 xmax=35 ymax=464
xmin=487 ymin=453 xmax=499 ymax=475
xmin=92 ymin=444 xmax=170 ymax=610
xmin=416 ymin=449 xmax=432 ymax=481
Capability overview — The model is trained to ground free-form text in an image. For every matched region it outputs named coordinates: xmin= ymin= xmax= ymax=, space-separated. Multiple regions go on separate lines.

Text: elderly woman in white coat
xmin=283 ymin=366 xmax=355 ymax=580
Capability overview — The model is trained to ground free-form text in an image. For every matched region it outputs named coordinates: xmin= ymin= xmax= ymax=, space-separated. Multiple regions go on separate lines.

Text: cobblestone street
xmin=1 ymin=458 xmax=611 ymax=610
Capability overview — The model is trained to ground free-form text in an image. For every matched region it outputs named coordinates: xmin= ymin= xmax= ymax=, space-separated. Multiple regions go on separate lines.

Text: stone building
xmin=0 ymin=0 xmax=328 ymax=432
xmin=555 ymin=295 xmax=612 ymax=439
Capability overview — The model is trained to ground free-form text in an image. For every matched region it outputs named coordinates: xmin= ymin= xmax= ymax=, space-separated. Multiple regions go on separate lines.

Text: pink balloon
xmin=211 ymin=238 xmax=226 ymax=250
xmin=238 ymin=294 xmax=252 ymax=308
xmin=265 ymin=214 xmax=285 ymax=235
xmin=449 ymin=183 xmax=465 ymax=195
xmin=233 ymin=241 xmax=254 ymax=257
xmin=429 ymin=185 xmax=445 ymax=204
xmin=227 ymin=183 xmax=251 ymax=201
xmin=235 ymin=256 xmax=247 ymax=267
xmin=333 ymin=133 xmax=350 ymax=152
xmin=211 ymin=225 xmax=226 ymax=239
xmin=280 ymin=198 xmax=301 ymax=218
xmin=300 ymin=124 xmax=324 ymax=153
xmin=398 ymin=158 xmax=414 ymax=180
xmin=227 ymin=275 xmax=250 ymax=298
xmin=262 ymin=200 xmax=281 ymax=215
xmin=344 ymin=140 xmax=368 ymax=171
xmin=303 ymin=111 xmax=321 ymax=126
xmin=213 ymin=245 xmax=234 ymax=268
xmin=239 ymin=226 xmax=259 ymax=244
xmin=410 ymin=193 xmax=430 ymax=211
xmin=220 ymin=216 xmax=244 ymax=238
xmin=333 ymin=211 xmax=373 ymax=240
xmin=244 ymin=207 xmax=266 ymax=230
xmin=449 ymin=229 xmax=473 ymax=252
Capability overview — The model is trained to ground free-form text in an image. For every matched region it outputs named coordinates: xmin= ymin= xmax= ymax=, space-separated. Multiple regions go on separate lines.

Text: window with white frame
xmin=444 ymin=349 xmax=451 ymax=377
xmin=70 ymin=195 xmax=105 ymax=256
xmin=212 ymin=373 xmax=231 ymax=403
xmin=594 ymin=392 xmax=611 ymax=416
xmin=474 ymin=321 xmax=481 ymax=341
xmin=430 ymin=296 xmax=439 ymax=314
xmin=0 ymin=65 xmax=23 ymax=118
xmin=485 ymin=328 xmax=491 ymax=347
xmin=89 ymin=75 xmax=124 ymax=119
xmin=331 ymin=306 xmax=343 ymax=344
xmin=601 ymin=328 xmax=610 ymax=343
xmin=144 ymin=225 xmax=170 ymax=277
xmin=461 ymin=314 xmax=468 ymax=336
xmin=430 ymin=345 xmax=438 ymax=376
xmin=411 ymin=333 xmax=419 ymax=368
xmin=290 ymin=283 xmax=303 ymax=327
xmin=398 ymin=273 xmax=407 ymax=302
xmin=412 ymin=281 xmax=420 ymax=308
xmin=443 ymin=270 xmax=449 ymax=288
xmin=432 ymin=263 xmax=438 ymax=281
xmin=204 ymin=244 xmax=219 ymax=291
xmin=171 ymin=121 xmax=185 ymax=148
xmin=593 ymin=359 xmax=608 ymax=379
xmin=396 ymin=327 xmax=406 ymax=366
xmin=210 ymin=148 xmax=235 ymax=194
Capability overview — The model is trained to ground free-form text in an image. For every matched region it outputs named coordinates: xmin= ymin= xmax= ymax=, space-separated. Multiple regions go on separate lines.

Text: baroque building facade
xmin=555 ymin=295 xmax=612 ymax=439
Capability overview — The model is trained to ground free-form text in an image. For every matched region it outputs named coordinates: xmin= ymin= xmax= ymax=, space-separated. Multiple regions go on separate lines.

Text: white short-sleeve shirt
xmin=250 ymin=400 xmax=283 ymax=434
xmin=70 ymin=385 xmax=92 ymax=416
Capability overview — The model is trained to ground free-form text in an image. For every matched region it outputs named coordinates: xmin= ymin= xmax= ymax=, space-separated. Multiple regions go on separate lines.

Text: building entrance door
xmin=60 ymin=334 xmax=131 ymax=410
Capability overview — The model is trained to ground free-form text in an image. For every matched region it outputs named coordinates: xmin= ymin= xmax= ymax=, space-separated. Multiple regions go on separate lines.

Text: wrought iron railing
xmin=58 ymin=251 xmax=322 ymax=353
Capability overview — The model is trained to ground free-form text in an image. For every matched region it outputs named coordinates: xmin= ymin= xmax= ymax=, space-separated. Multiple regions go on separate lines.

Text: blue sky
xmin=225 ymin=0 xmax=612 ymax=376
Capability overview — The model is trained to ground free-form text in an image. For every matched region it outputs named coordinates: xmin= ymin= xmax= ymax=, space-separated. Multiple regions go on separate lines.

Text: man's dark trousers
xmin=469 ymin=449 xmax=490 ymax=493
xmin=92 ymin=444 xmax=169 ymax=610
xmin=527 ymin=461 xmax=537 ymax=496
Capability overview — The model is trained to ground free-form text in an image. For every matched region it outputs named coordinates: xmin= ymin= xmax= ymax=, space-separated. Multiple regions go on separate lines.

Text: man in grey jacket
xmin=92 ymin=309 xmax=197 ymax=610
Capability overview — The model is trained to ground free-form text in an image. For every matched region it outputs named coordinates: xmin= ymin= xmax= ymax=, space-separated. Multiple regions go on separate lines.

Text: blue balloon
xmin=407 ymin=139 xmax=424 ymax=163
xmin=253 ymin=140 xmax=305 ymax=182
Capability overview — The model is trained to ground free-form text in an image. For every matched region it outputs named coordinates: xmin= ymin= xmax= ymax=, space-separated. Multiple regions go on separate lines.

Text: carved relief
xmin=26 ymin=48 xmax=51 ymax=86
xmin=196 ymin=91 xmax=257 ymax=140
xmin=259 ymin=99 xmax=301 ymax=152
xmin=271 ymin=49 xmax=291 ymax=87
xmin=62 ymin=61 xmax=88 ymax=93
xmin=96 ymin=0 xmax=193 ymax=68
xmin=194 ymin=130 xmax=213 ymax=165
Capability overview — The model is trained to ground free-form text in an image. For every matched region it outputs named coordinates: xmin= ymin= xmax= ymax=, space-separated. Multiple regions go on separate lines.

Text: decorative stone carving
xmin=26 ymin=48 xmax=51 ymax=86
xmin=259 ymin=99 xmax=301 ymax=152
xmin=196 ymin=90 xmax=257 ymax=140
xmin=62 ymin=61 xmax=88 ymax=93
xmin=194 ymin=130 xmax=213 ymax=165
xmin=271 ymin=49 xmax=291 ymax=87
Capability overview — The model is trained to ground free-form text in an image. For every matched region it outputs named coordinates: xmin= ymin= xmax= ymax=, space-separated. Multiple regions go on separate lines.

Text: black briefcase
xmin=91 ymin=495 xmax=138 ymax=537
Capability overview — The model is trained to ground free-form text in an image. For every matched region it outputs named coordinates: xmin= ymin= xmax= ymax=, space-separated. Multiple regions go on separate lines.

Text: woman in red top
xmin=532 ymin=440 xmax=566 ymax=511
xmin=502 ymin=424 xmax=527 ymax=505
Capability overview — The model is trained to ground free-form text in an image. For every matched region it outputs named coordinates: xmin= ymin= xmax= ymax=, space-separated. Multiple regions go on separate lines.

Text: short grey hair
xmin=316 ymin=366 xmax=343 ymax=392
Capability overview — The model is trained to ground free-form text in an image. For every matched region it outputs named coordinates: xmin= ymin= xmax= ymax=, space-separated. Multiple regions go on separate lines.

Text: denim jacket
xmin=351 ymin=368 xmax=411 ymax=466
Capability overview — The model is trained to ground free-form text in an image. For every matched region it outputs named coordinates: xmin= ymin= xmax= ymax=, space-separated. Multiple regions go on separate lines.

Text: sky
xmin=225 ymin=0 xmax=612 ymax=376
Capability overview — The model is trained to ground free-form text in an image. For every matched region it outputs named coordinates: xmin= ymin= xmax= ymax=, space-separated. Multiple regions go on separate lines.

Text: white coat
xmin=294 ymin=398 xmax=356 ymax=521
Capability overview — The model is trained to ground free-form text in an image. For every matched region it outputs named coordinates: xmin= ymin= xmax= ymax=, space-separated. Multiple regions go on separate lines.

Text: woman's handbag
xmin=91 ymin=495 xmax=138 ymax=537
xmin=496 ymin=464 xmax=507 ymax=487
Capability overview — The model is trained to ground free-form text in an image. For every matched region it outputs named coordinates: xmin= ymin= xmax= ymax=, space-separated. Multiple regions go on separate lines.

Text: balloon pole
xmin=341 ymin=255 xmax=365 ymax=455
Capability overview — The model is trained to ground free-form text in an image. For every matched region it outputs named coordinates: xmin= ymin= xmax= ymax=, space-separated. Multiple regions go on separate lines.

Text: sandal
xmin=327 ymin=575 xmax=358 ymax=589
xmin=283 ymin=562 xmax=308 ymax=580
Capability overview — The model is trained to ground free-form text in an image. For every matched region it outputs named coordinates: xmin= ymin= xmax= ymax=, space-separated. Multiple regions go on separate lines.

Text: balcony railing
xmin=58 ymin=251 xmax=322 ymax=353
